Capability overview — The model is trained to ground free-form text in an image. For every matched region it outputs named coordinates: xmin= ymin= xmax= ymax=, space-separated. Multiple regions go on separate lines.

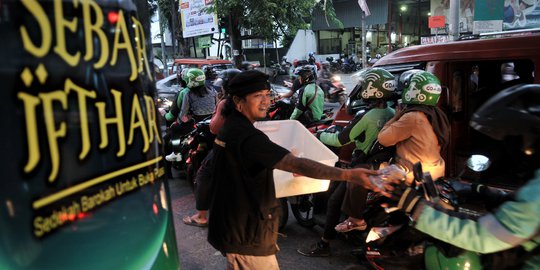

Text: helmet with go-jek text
xmin=402 ymin=71 xmax=441 ymax=106
xmin=185 ymin=68 xmax=206 ymax=89
xmin=360 ymin=68 xmax=396 ymax=100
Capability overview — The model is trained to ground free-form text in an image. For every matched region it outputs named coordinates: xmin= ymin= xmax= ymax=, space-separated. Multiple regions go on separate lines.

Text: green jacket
xmin=290 ymin=83 xmax=324 ymax=121
xmin=414 ymin=169 xmax=540 ymax=269
xmin=165 ymin=87 xmax=189 ymax=121
xmin=319 ymin=107 xmax=394 ymax=154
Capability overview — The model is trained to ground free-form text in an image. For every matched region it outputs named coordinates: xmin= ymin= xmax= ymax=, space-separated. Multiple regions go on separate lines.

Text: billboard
xmin=180 ymin=0 xmax=219 ymax=38
xmin=430 ymin=0 xmax=540 ymax=34
xmin=430 ymin=0 xmax=475 ymax=33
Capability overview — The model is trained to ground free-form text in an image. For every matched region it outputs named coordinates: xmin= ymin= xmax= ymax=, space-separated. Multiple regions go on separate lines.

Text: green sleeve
xmin=290 ymin=108 xmax=303 ymax=120
xmin=415 ymin=203 xmax=514 ymax=253
xmin=415 ymin=169 xmax=540 ymax=254
xmin=177 ymin=88 xmax=188 ymax=108
xmin=319 ymin=131 xmax=343 ymax=147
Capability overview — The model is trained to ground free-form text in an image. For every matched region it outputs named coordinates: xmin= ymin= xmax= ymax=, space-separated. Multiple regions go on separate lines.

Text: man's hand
xmin=345 ymin=168 xmax=395 ymax=197
xmin=387 ymin=182 xmax=422 ymax=214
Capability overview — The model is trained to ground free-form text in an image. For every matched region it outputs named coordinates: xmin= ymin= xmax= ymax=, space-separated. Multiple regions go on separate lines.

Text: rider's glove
xmin=389 ymin=182 xmax=422 ymax=214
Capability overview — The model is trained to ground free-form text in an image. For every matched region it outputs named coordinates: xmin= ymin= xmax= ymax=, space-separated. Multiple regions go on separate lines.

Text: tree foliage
xmin=211 ymin=0 xmax=341 ymax=48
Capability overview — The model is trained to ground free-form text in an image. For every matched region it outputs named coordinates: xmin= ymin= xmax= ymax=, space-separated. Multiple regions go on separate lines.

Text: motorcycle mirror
xmin=466 ymin=155 xmax=491 ymax=172
xmin=413 ymin=162 xmax=423 ymax=181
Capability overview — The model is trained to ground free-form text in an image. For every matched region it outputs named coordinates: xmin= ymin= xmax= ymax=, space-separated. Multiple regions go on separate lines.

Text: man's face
xmin=240 ymin=89 xmax=272 ymax=122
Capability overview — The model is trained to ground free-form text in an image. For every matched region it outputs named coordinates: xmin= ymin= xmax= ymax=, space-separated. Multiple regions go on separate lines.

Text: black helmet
xmin=214 ymin=68 xmax=241 ymax=93
xmin=204 ymin=66 xmax=217 ymax=80
xmin=397 ymin=69 xmax=424 ymax=92
xmin=295 ymin=65 xmax=315 ymax=84
xmin=470 ymin=84 xmax=540 ymax=152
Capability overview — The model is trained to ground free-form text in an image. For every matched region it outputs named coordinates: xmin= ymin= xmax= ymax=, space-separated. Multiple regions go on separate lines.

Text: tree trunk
xmin=228 ymin=13 xmax=244 ymax=68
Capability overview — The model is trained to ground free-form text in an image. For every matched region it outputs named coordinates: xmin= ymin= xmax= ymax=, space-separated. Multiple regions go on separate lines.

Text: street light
xmin=400 ymin=5 xmax=407 ymax=12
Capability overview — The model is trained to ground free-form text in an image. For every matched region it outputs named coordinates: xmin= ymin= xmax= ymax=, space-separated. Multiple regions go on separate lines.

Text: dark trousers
xmin=322 ymin=181 xmax=347 ymax=240
xmin=340 ymin=182 xmax=369 ymax=220
xmin=194 ymin=149 xmax=215 ymax=210
xmin=341 ymin=162 xmax=369 ymax=219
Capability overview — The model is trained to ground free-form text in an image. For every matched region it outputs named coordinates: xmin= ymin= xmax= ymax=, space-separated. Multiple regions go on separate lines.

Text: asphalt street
xmin=168 ymin=174 xmax=369 ymax=270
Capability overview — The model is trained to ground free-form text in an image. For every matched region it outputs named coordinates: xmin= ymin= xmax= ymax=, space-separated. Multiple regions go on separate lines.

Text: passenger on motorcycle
xmin=179 ymin=68 xmax=218 ymax=123
xmin=388 ymin=84 xmax=540 ymax=270
xmin=298 ymin=68 xmax=397 ymax=257
xmin=317 ymin=61 xmax=335 ymax=94
xmin=182 ymin=68 xmax=242 ymax=228
xmin=164 ymin=68 xmax=192 ymax=163
xmin=378 ymin=71 xmax=450 ymax=183
xmin=165 ymin=68 xmax=190 ymax=125
xmin=204 ymin=66 xmax=218 ymax=91
xmin=289 ymin=66 xmax=325 ymax=125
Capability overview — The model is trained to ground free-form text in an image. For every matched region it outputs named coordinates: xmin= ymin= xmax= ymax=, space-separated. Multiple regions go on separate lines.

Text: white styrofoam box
xmin=254 ymin=120 xmax=338 ymax=198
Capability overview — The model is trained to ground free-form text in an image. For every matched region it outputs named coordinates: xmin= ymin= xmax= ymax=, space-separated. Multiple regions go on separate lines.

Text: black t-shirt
xmin=208 ymin=110 xmax=289 ymax=256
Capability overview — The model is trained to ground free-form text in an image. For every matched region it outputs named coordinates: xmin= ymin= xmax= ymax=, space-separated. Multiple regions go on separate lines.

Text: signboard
xmin=0 ymin=0 xmax=180 ymax=269
xmin=198 ymin=36 xmax=212 ymax=48
xmin=180 ymin=0 xmax=218 ymax=38
xmin=428 ymin=16 xmax=446 ymax=28
xmin=421 ymin=35 xmax=450 ymax=45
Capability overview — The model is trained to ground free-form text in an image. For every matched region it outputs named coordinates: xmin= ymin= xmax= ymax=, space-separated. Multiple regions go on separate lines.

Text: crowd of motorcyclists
xmin=160 ymin=56 xmax=540 ymax=269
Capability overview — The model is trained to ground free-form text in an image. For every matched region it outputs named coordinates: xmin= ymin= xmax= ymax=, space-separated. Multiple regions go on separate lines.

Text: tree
xmin=211 ymin=0 xmax=342 ymax=67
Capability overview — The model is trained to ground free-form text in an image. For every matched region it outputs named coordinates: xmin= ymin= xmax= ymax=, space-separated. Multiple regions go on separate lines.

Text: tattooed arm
xmin=274 ymin=153 xmax=389 ymax=194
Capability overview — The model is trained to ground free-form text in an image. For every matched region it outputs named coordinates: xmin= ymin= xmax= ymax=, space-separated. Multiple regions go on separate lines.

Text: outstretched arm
xmin=274 ymin=153 xmax=390 ymax=195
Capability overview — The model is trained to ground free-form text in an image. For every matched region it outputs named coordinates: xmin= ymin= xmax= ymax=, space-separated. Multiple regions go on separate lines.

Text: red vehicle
xmin=171 ymin=58 xmax=234 ymax=74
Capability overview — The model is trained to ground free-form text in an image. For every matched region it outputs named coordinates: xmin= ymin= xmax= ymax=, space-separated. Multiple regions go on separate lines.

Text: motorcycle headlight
xmin=331 ymin=75 xmax=341 ymax=82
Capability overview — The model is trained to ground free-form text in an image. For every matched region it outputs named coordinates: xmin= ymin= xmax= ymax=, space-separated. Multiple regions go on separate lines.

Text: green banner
xmin=198 ymin=36 xmax=212 ymax=48
xmin=474 ymin=0 xmax=504 ymax=21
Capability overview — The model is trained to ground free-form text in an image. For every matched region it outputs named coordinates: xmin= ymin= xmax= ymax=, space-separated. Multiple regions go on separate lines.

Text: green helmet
xmin=185 ymin=68 xmax=206 ymax=88
xmin=402 ymin=71 xmax=442 ymax=106
xmin=360 ymin=68 xmax=396 ymax=100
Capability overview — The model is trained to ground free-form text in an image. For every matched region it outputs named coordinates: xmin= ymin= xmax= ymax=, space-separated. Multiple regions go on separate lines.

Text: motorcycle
xmin=179 ymin=117 xmax=215 ymax=190
xmin=359 ymin=155 xmax=512 ymax=270
xmin=164 ymin=119 xmax=196 ymax=177
xmin=326 ymin=56 xmax=342 ymax=73
xmin=318 ymin=74 xmax=347 ymax=105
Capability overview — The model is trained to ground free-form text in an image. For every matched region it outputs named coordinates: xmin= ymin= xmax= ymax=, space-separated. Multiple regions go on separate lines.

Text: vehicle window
xmin=162 ymin=77 xmax=179 ymax=88
xmin=449 ymin=59 xmax=535 ymax=188
xmin=213 ymin=64 xmax=234 ymax=72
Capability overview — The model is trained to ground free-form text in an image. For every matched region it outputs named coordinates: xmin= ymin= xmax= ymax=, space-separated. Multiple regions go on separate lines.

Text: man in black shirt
xmin=208 ymin=70 xmax=390 ymax=269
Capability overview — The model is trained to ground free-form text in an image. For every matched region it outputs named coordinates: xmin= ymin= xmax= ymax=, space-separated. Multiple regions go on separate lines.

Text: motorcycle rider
xmin=183 ymin=68 xmax=242 ymax=227
xmin=179 ymin=68 xmax=218 ymax=123
xmin=308 ymin=52 xmax=316 ymax=65
xmin=204 ymin=66 xmax=219 ymax=91
xmin=289 ymin=66 xmax=325 ymax=125
xmin=388 ymin=84 xmax=540 ymax=269
xmin=378 ymin=71 xmax=450 ymax=183
xmin=164 ymin=68 xmax=193 ymax=163
xmin=164 ymin=68 xmax=190 ymax=126
xmin=298 ymin=68 xmax=396 ymax=257
xmin=317 ymin=61 xmax=335 ymax=96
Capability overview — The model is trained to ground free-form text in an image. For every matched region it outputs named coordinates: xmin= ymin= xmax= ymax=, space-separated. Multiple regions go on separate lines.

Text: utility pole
xmin=449 ymin=0 xmax=460 ymax=41
xmin=170 ymin=0 xmax=177 ymax=58
xmin=361 ymin=12 xmax=367 ymax=68
xmin=158 ymin=7 xmax=168 ymax=74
